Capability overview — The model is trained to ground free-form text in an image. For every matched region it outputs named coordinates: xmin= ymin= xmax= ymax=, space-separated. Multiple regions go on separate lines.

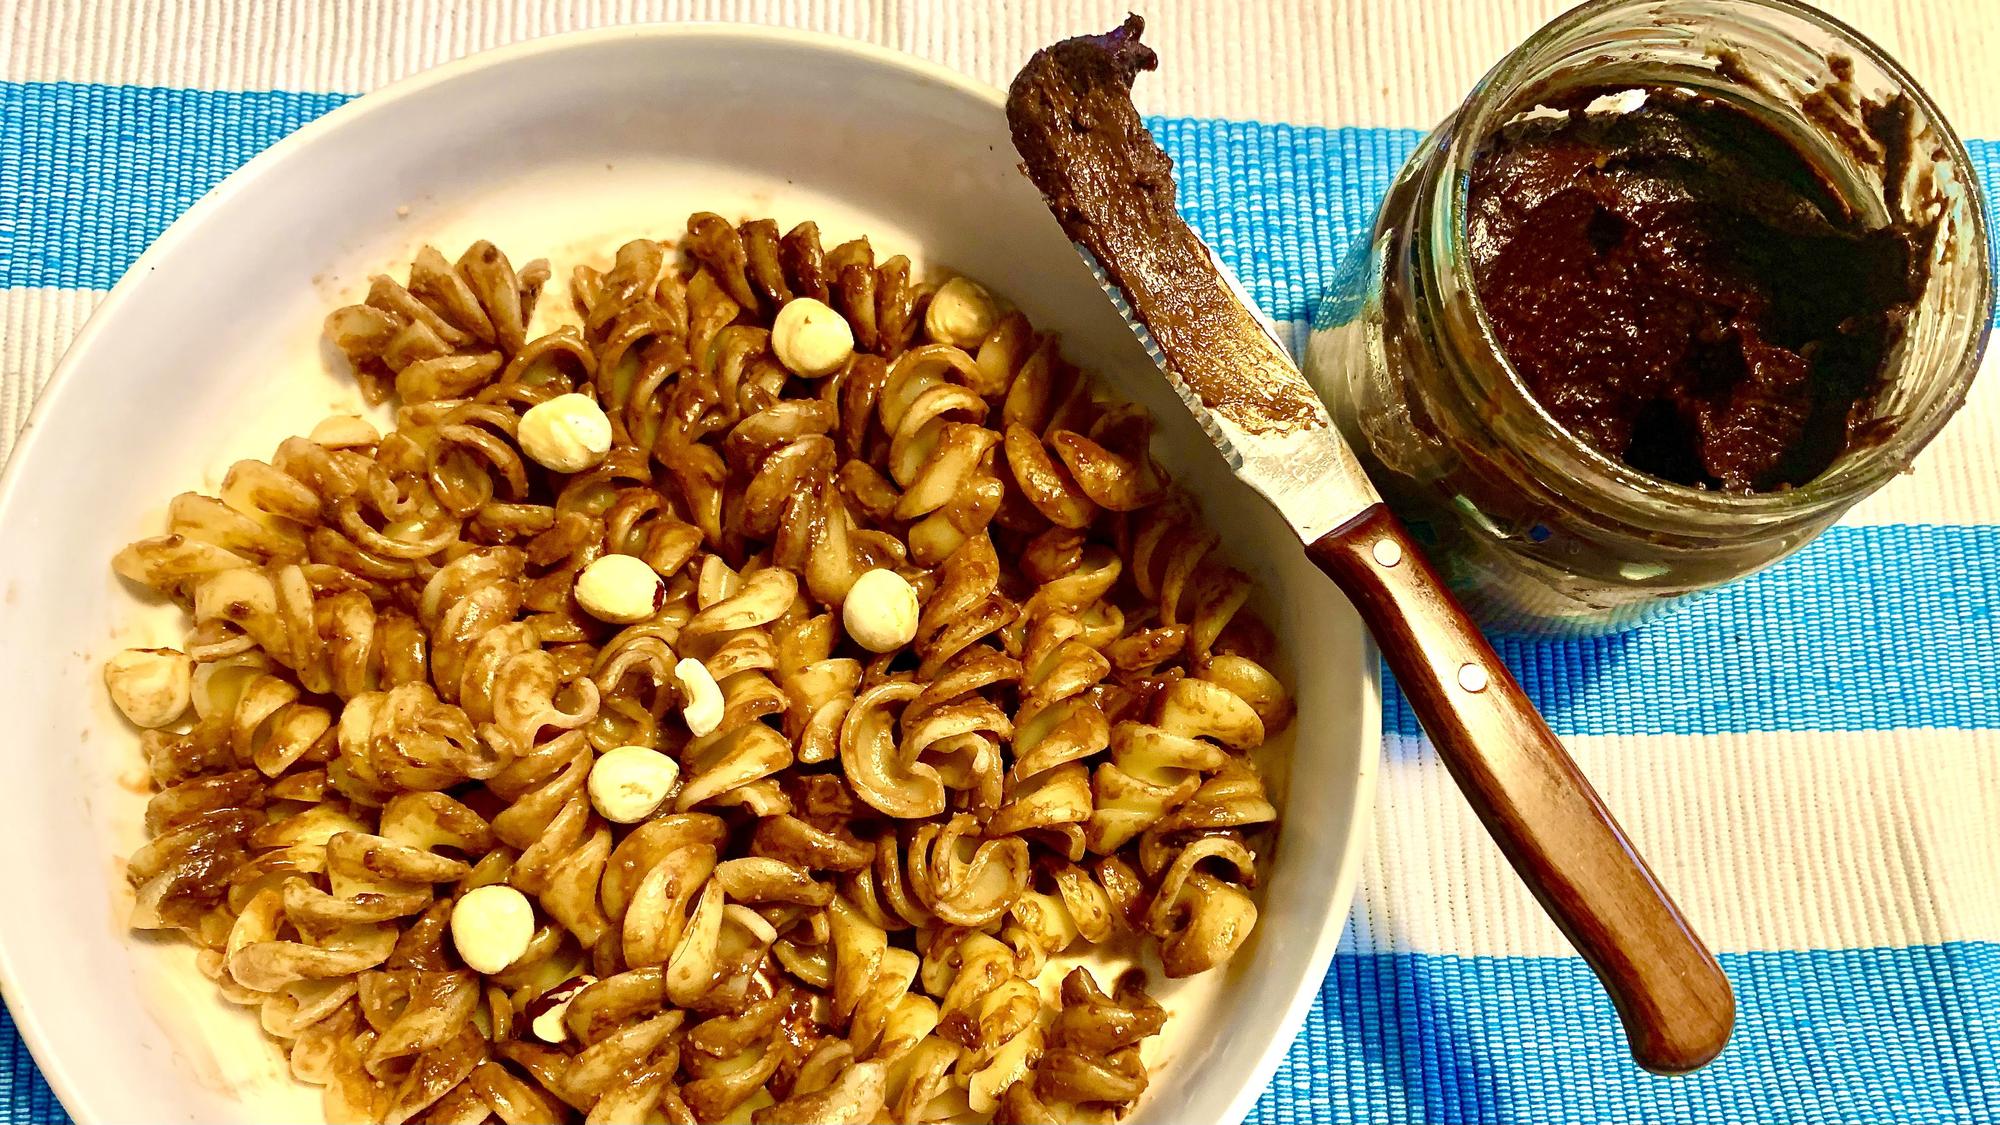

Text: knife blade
xmin=1070 ymin=242 xmax=1378 ymax=544
xmin=1007 ymin=14 xmax=1735 ymax=1076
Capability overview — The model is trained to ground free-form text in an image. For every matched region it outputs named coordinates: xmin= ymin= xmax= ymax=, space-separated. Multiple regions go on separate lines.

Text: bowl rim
xmin=0 ymin=22 xmax=1380 ymax=1124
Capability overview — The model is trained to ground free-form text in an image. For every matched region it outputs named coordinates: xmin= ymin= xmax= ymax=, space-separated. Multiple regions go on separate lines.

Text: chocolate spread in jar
xmin=1467 ymin=85 xmax=1928 ymax=491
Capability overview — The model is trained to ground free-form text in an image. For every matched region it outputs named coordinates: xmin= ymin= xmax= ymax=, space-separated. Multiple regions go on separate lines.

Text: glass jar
xmin=1303 ymin=0 xmax=1991 ymax=637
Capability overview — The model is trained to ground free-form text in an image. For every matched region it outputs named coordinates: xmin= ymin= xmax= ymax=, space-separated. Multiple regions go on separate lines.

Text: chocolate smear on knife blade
xmin=1006 ymin=14 xmax=1322 ymax=436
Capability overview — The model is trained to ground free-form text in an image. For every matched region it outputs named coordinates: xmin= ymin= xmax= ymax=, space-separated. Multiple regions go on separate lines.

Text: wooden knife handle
xmin=1308 ymin=504 xmax=1735 ymax=1074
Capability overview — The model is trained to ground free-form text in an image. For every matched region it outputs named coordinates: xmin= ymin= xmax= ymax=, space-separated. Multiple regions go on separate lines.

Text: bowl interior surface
xmin=0 ymin=26 xmax=1377 ymax=1125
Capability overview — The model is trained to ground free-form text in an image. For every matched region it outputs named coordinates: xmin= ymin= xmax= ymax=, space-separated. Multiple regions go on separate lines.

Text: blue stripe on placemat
xmin=6 ymin=80 xmax=2000 ymax=325
xmin=1384 ymin=522 xmax=2000 ymax=738
xmin=0 ymin=1004 xmax=63 ymax=1125
xmin=1251 ymin=942 xmax=2000 ymax=1125
xmin=1158 ymin=118 xmax=2000 ymax=330
xmin=1150 ymin=116 xmax=1423 ymax=328
xmin=0 ymin=82 xmax=350 ymax=290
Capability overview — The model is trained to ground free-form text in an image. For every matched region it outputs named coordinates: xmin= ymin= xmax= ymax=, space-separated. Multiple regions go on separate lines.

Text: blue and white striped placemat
xmin=4 ymin=2 xmax=1998 ymax=1122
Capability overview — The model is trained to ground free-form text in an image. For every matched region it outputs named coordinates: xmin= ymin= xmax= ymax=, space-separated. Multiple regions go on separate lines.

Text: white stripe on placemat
xmin=0 ymin=290 xmax=101 ymax=467
xmin=1845 ymin=369 xmax=2000 ymax=527
xmin=7 ymin=0 xmax=2000 ymax=135
xmin=1340 ymin=728 xmax=2000 ymax=958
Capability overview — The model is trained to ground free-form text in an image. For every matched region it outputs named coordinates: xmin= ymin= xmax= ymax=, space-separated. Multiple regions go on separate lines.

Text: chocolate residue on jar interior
xmin=1466 ymin=84 xmax=1929 ymax=491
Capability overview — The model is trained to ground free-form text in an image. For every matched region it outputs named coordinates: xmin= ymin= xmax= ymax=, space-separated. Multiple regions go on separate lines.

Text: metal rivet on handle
xmin=1457 ymin=662 xmax=1489 ymax=693
xmin=1371 ymin=538 xmax=1403 ymax=567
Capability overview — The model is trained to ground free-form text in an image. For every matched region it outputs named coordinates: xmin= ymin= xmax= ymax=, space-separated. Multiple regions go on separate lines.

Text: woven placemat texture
xmin=3 ymin=2 xmax=1997 ymax=1122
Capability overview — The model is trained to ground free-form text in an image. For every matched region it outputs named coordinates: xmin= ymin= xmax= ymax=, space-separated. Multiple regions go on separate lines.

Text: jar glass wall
xmin=1304 ymin=0 xmax=1991 ymax=637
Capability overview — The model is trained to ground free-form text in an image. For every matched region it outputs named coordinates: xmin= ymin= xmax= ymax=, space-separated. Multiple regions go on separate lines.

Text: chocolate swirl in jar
xmin=1466 ymin=83 xmax=1930 ymax=493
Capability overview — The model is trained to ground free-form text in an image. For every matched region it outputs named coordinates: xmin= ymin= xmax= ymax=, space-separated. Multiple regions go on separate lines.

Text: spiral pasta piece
xmin=776 ymin=613 xmax=861 ymax=766
xmin=673 ymin=562 xmax=796 ymax=811
xmin=1000 ymin=858 xmax=1119 ymax=978
xmin=924 ymin=929 xmax=1043 ymax=1116
xmin=1017 ymin=967 xmax=1165 ymax=1117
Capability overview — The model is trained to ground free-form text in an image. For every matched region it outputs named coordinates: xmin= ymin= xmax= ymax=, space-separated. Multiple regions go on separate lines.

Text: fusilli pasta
xmin=108 ymin=214 xmax=1293 ymax=1124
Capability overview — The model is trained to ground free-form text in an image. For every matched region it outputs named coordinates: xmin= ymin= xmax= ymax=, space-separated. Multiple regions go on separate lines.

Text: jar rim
xmin=1435 ymin=0 xmax=1993 ymax=521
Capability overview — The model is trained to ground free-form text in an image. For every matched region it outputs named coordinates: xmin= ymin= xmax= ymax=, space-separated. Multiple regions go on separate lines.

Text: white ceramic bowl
xmin=0 ymin=25 xmax=1378 ymax=1124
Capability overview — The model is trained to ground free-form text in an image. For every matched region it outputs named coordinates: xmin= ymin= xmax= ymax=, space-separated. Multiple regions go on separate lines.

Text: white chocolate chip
xmin=588 ymin=745 xmax=680 ymax=824
xmin=307 ymin=415 xmax=381 ymax=449
xmin=450 ymin=884 xmax=534 ymax=975
xmin=924 ymin=277 xmax=999 ymax=348
xmin=574 ymin=555 xmax=664 ymax=624
xmin=771 ymin=297 xmax=854 ymax=377
xmin=674 ymin=657 xmax=724 ymax=737
xmin=842 ymin=568 xmax=920 ymax=653
xmin=517 ymin=393 xmax=614 ymax=473
xmin=528 ymin=975 xmax=597 ymax=1043
xmin=104 ymin=647 xmax=193 ymax=729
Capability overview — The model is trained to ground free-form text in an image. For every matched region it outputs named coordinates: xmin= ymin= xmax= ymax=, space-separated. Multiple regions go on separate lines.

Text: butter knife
xmin=1007 ymin=16 xmax=1735 ymax=1075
